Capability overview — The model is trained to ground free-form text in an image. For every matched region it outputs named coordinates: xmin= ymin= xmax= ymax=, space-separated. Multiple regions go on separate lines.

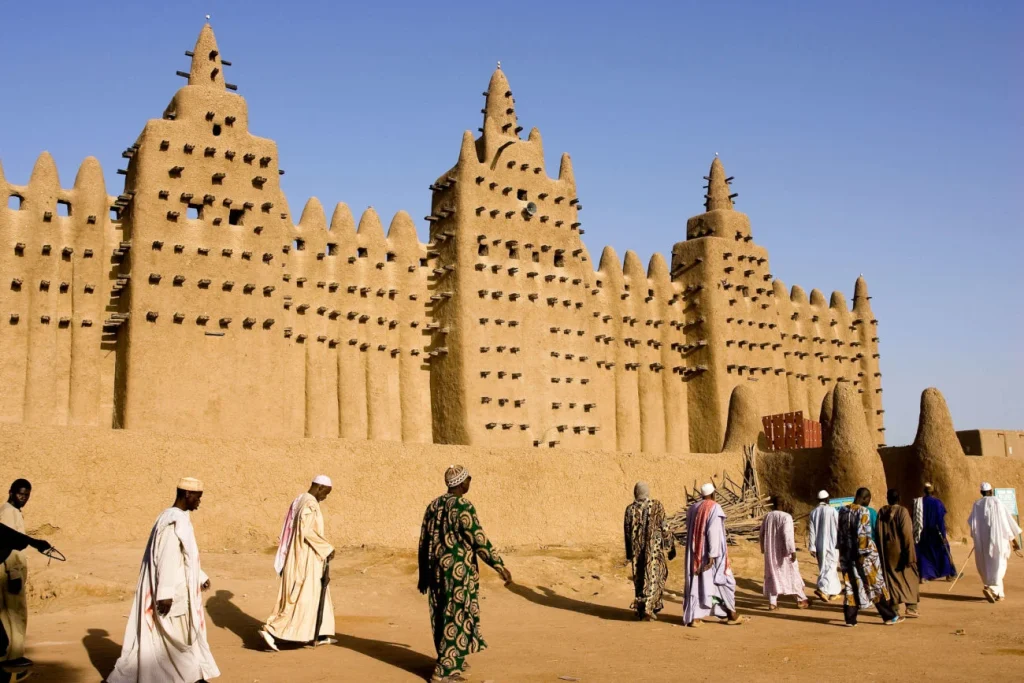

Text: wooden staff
xmin=948 ymin=547 xmax=974 ymax=593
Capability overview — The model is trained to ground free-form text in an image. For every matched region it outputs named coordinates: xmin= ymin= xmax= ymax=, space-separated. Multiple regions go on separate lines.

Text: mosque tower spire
xmin=703 ymin=156 xmax=736 ymax=212
xmin=482 ymin=63 xmax=521 ymax=138
xmin=187 ymin=22 xmax=227 ymax=89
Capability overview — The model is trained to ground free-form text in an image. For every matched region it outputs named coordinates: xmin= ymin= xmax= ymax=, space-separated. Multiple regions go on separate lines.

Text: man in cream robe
xmin=1 ymin=479 xmax=34 ymax=667
xmin=108 ymin=478 xmax=219 ymax=683
xmin=808 ymin=490 xmax=842 ymax=601
xmin=260 ymin=476 xmax=335 ymax=650
xmin=968 ymin=482 xmax=1022 ymax=602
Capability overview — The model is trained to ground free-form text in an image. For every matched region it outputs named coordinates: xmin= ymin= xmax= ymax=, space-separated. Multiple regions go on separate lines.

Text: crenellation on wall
xmin=0 ymin=24 xmax=885 ymax=452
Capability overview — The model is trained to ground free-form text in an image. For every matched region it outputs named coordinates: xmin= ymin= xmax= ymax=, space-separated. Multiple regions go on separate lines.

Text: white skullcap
xmin=313 ymin=475 xmax=332 ymax=487
xmin=700 ymin=483 xmax=716 ymax=496
xmin=981 ymin=482 xmax=993 ymax=492
xmin=817 ymin=490 xmax=829 ymax=500
xmin=445 ymin=465 xmax=469 ymax=488
xmin=177 ymin=477 xmax=203 ymax=492
xmin=923 ymin=482 xmax=933 ymax=488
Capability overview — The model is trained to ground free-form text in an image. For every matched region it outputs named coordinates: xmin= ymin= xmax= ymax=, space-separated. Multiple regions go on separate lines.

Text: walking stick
xmin=948 ymin=547 xmax=974 ymax=592
xmin=312 ymin=558 xmax=331 ymax=646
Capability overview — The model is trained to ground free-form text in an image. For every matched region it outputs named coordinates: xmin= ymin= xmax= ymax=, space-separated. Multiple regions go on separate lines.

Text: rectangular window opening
xmin=478 ymin=244 xmax=489 ymax=256
xmin=554 ymin=250 xmax=565 ymax=268
xmin=386 ymin=251 xmax=395 ymax=262
xmin=8 ymin=195 xmax=23 ymax=210
xmin=326 ymin=243 xmax=338 ymax=256
xmin=228 ymin=208 xmax=245 ymax=225
xmin=357 ymin=247 xmax=368 ymax=258
xmin=516 ymin=189 xmax=528 ymax=200
xmin=57 ymin=200 xmax=71 ymax=217
xmin=532 ymin=251 xmax=540 ymax=263
xmin=294 ymin=239 xmax=306 ymax=251
xmin=187 ymin=204 xmax=202 ymax=220
xmin=509 ymin=246 xmax=519 ymax=259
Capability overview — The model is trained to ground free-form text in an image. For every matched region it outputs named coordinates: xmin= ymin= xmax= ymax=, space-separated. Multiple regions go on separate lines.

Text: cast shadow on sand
xmin=82 ymin=628 xmax=121 ymax=679
xmin=505 ymin=582 xmax=684 ymax=625
xmin=204 ymin=589 xmax=434 ymax=677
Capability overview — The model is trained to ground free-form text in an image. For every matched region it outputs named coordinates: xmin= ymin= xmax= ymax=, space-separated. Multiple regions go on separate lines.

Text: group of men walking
xmin=624 ymin=480 xmax=1023 ymax=631
xmin=1 ymin=471 xmax=1022 ymax=682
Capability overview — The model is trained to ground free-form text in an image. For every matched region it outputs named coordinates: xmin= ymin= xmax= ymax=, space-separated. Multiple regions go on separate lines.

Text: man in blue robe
xmin=914 ymin=483 xmax=956 ymax=581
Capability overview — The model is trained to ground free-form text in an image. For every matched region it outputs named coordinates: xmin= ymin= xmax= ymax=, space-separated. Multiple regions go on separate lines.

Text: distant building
xmin=0 ymin=24 xmax=884 ymax=451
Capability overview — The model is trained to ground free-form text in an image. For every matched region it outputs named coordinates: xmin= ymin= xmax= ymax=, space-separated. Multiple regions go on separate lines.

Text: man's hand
xmin=1012 ymin=539 xmax=1020 ymax=552
xmin=327 ymin=550 xmax=336 ymax=562
xmin=156 ymin=598 xmax=173 ymax=616
xmin=201 ymin=579 xmax=211 ymax=592
xmin=29 ymin=538 xmax=51 ymax=553
xmin=497 ymin=566 xmax=512 ymax=585
xmin=7 ymin=578 xmax=22 ymax=595
xmin=417 ymin=582 xmax=428 ymax=595
xmin=790 ymin=552 xmax=797 ymax=563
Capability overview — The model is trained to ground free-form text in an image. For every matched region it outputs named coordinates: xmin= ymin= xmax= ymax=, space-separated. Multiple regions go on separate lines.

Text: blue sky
xmin=1 ymin=0 xmax=1020 ymax=446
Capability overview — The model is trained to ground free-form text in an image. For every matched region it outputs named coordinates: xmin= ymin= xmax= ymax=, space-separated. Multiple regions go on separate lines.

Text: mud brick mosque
xmin=0 ymin=24 xmax=883 ymax=453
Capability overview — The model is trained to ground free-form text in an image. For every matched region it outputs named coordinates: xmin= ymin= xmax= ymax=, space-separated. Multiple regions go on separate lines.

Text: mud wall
xmin=0 ymin=425 xmax=742 ymax=552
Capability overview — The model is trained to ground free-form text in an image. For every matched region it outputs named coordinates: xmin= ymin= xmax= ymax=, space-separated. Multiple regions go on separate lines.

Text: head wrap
xmin=700 ymin=482 xmax=715 ymax=497
xmin=981 ymin=482 xmax=993 ymax=492
xmin=177 ymin=477 xmax=204 ymax=492
xmin=817 ymin=490 xmax=829 ymax=500
xmin=445 ymin=465 xmax=469 ymax=488
xmin=633 ymin=482 xmax=650 ymax=501
xmin=313 ymin=475 xmax=333 ymax=487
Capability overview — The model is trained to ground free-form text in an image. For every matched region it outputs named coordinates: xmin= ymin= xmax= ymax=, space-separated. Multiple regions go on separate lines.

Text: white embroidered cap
xmin=981 ymin=482 xmax=993 ymax=492
xmin=313 ymin=475 xmax=332 ymax=487
xmin=817 ymin=490 xmax=829 ymax=500
xmin=700 ymin=482 xmax=715 ymax=496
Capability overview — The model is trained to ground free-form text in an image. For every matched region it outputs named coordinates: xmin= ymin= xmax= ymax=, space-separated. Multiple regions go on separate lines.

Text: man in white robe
xmin=808 ymin=489 xmax=842 ymax=601
xmin=108 ymin=478 xmax=219 ymax=683
xmin=760 ymin=510 xmax=809 ymax=609
xmin=259 ymin=476 xmax=336 ymax=651
xmin=1 ymin=479 xmax=35 ymax=668
xmin=683 ymin=483 xmax=742 ymax=627
xmin=968 ymin=482 xmax=1022 ymax=603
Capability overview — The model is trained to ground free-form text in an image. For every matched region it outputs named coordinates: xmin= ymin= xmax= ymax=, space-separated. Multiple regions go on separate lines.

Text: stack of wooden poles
xmin=667 ymin=444 xmax=773 ymax=545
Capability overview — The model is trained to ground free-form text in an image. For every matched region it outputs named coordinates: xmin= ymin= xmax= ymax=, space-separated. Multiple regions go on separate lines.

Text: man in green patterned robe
xmin=623 ymin=482 xmax=675 ymax=620
xmin=418 ymin=466 xmax=512 ymax=683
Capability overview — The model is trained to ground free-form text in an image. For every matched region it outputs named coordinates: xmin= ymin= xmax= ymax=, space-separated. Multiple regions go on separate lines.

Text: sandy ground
xmin=11 ymin=540 xmax=1024 ymax=682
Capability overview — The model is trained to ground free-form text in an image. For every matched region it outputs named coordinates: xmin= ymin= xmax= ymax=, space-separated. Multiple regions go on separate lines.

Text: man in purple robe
xmin=913 ymin=483 xmax=956 ymax=581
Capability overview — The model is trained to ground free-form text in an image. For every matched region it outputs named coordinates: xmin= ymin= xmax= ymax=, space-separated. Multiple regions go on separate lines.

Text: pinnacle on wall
xmin=482 ymin=67 xmax=521 ymax=138
xmin=703 ymin=157 xmax=736 ymax=212
xmin=185 ymin=23 xmax=231 ymax=91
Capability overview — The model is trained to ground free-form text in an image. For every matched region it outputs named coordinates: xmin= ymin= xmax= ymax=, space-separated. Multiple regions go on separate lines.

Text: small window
xmin=532 ymin=251 xmax=539 ymax=263
xmin=478 ymin=243 xmax=489 ymax=256
xmin=648 ymin=289 xmax=654 ymax=298
xmin=110 ymin=208 xmax=120 ymax=220
xmin=357 ymin=247 xmax=368 ymax=258
xmin=294 ymin=239 xmax=306 ymax=251
xmin=8 ymin=195 xmax=23 ymax=210
xmin=596 ymin=279 xmax=603 ymax=288
xmin=517 ymin=189 xmax=527 ymax=200
xmin=419 ymin=258 xmax=428 ymax=267
xmin=212 ymin=124 xmax=222 ymax=136
xmin=386 ymin=251 xmax=395 ymax=262
xmin=326 ymin=243 xmax=338 ymax=256
xmin=229 ymin=208 xmax=244 ymax=225
xmin=57 ymin=200 xmax=71 ymax=217
xmin=209 ymin=50 xmax=219 ymax=61
xmin=187 ymin=205 xmax=202 ymax=220
xmin=509 ymin=246 xmax=519 ymax=259
xmin=554 ymin=250 xmax=565 ymax=268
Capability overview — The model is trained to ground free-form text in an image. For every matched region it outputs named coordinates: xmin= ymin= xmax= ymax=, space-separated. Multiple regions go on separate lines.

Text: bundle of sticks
xmin=667 ymin=444 xmax=773 ymax=545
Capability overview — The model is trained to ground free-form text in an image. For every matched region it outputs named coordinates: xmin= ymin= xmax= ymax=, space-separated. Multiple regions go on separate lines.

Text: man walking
xmin=808 ymin=490 xmax=841 ymax=602
xmin=418 ymin=466 xmax=511 ymax=683
xmin=624 ymin=482 xmax=675 ymax=620
xmin=759 ymin=510 xmax=809 ymax=610
xmin=683 ymin=483 xmax=742 ymax=627
xmin=837 ymin=488 xmax=901 ymax=626
xmin=260 ymin=475 xmax=336 ymax=651
xmin=877 ymin=489 xmax=920 ymax=617
xmin=0 ymin=480 xmax=35 ymax=669
xmin=968 ymin=482 xmax=1022 ymax=603
xmin=108 ymin=478 xmax=219 ymax=683
xmin=914 ymin=483 xmax=957 ymax=581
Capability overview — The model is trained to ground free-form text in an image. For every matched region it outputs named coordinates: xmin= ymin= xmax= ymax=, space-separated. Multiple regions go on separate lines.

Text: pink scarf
xmin=690 ymin=499 xmax=730 ymax=574
xmin=274 ymin=494 xmax=305 ymax=575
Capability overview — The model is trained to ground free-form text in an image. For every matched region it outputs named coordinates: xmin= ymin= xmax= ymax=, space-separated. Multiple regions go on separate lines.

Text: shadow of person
xmin=81 ymin=628 xmax=122 ymax=679
xmin=205 ymin=590 xmax=266 ymax=650
xmin=505 ymin=582 xmax=638 ymax=622
xmin=334 ymin=633 xmax=435 ymax=678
